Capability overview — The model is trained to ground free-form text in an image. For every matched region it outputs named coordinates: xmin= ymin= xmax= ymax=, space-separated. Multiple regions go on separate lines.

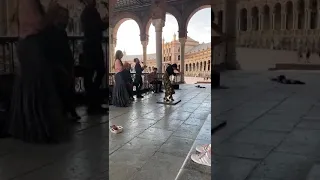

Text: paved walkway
xmin=213 ymin=70 xmax=320 ymax=180
xmin=0 ymin=84 xmax=211 ymax=180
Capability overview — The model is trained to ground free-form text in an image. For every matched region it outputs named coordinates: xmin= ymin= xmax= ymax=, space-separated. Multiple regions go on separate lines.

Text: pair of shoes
xmin=191 ymin=144 xmax=211 ymax=167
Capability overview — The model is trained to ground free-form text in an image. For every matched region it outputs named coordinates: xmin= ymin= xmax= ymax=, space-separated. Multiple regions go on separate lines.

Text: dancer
xmin=133 ymin=58 xmax=146 ymax=98
xmin=45 ymin=4 xmax=80 ymax=121
xmin=191 ymin=144 xmax=211 ymax=167
xmin=9 ymin=0 xmax=71 ymax=143
xmin=80 ymin=0 xmax=107 ymax=114
xmin=163 ymin=63 xmax=179 ymax=102
xmin=112 ymin=50 xmax=130 ymax=107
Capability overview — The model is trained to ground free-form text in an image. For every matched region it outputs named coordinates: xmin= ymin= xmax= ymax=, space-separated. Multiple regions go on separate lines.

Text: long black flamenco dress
xmin=9 ymin=32 xmax=71 ymax=143
xmin=112 ymin=70 xmax=130 ymax=107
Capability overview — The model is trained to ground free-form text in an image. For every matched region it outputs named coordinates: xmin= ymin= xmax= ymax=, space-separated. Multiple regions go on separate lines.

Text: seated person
xmin=148 ymin=67 xmax=163 ymax=93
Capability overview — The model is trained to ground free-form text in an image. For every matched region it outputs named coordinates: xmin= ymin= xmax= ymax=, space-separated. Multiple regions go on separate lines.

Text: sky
xmin=115 ymin=8 xmax=211 ymax=55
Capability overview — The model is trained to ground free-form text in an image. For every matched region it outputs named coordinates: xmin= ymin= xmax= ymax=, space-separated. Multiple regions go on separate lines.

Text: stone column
xmin=305 ymin=9 xmax=309 ymax=29
xmin=152 ymin=19 xmax=165 ymax=73
xmin=293 ymin=10 xmax=297 ymax=29
xmin=141 ymin=41 xmax=148 ymax=65
xmin=260 ymin=13 xmax=264 ymax=30
xmin=179 ymin=37 xmax=186 ymax=83
xmin=109 ymin=28 xmax=116 ymax=73
xmin=224 ymin=0 xmax=238 ymax=69
xmin=282 ymin=12 xmax=287 ymax=30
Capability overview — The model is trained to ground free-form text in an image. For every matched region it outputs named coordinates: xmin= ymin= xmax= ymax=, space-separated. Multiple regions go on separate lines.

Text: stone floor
xmin=0 ymin=84 xmax=211 ymax=180
xmin=213 ymin=70 xmax=320 ymax=180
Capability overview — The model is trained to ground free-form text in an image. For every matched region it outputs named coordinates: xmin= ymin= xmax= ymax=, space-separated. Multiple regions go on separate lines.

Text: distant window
xmin=178 ymin=55 xmax=180 ymax=60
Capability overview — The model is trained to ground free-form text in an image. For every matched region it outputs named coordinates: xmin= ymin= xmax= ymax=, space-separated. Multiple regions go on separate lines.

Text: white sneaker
xmin=191 ymin=151 xmax=211 ymax=167
xmin=195 ymin=144 xmax=211 ymax=153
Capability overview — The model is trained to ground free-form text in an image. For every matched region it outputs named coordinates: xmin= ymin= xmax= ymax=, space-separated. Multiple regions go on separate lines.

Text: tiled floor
xmin=213 ymin=71 xmax=320 ymax=180
xmin=0 ymin=84 xmax=211 ymax=180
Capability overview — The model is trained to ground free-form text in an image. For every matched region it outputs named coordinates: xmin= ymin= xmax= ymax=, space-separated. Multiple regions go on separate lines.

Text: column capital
xmin=179 ymin=37 xmax=186 ymax=44
xmin=141 ymin=40 xmax=148 ymax=47
xmin=152 ymin=19 xmax=165 ymax=31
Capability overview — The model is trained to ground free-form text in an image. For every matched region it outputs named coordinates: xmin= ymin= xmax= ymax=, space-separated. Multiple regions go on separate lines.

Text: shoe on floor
xmin=191 ymin=151 xmax=211 ymax=167
xmin=196 ymin=144 xmax=211 ymax=153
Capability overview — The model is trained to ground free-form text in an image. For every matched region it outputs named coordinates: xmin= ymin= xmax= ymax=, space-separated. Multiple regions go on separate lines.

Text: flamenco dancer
xmin=163 ymin=63 xmax=179 ymax=102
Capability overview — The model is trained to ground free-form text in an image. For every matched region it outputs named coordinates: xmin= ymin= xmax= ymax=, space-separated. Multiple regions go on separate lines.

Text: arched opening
xmin=251 ymin=7 xmax=259 ymax=31
xmin=196 ymin=62 xmax=199 ymax=71
xmin=189 ymin=64 xmax=191 ymax=71
xmin=208 ymin=60 xmax=210 ymax=71
xmin=193 ymin=63 xmax=195 ymax=71
xmin=114 ymin=19 xmax=141 ymax=59
xmin=147 ymin=13 xmax=179 ymax=58
xmin=274 ymin=3 xmax=281 ymax=30
xmin=200 ymin=62 xmax=203 ymax=71
xmin=310 ymin=0 xmax=318 ymax=29
xmin=240 ymin=8 xmax=248 ymax=31
xmin=263 ymin=5 xmax=270 ymax=30
xmin=286 ymin=1 xmax=293 ymax=29
xmin=186 ymin=64 xmax=188 ymax=71
xmin=297 ymin=0 xmax=305 ymax=29
xmin=218 ymin=10 xmax=223 ymax=28
xmin=204 ymin=61 xmax=206 ymax=71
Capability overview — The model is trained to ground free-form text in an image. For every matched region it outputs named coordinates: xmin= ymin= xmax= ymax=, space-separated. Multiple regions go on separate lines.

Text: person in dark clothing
xmin=163 ymin=63 xmax=179 ymax=102
xmin=148 ymin=67 xmax=163 ymax=93
xmin=45 ymin=5 xmax=80 ymax=121
xmin=8 ymin=0 xmax=71 ymax=143
xmin=123 ymin=62 xmax=134 ymax=100
xmin=133 ymin=58 xmax=146 ymax=98
xmin=306 ymin=50 xmax=311 ymax=63
xmin=80 ymin=0 xmax=108 ymax=114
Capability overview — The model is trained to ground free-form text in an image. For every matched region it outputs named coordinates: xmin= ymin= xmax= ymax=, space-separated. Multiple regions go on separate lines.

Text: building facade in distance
xmin=122 ymin=34 xmax=211 ymax=78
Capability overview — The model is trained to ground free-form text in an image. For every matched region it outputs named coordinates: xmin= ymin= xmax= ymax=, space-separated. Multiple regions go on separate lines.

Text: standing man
xmin=80 ymin=0 xmax=107 ymax=114
xmin=133 ymin=58 xmax=145 ymax=98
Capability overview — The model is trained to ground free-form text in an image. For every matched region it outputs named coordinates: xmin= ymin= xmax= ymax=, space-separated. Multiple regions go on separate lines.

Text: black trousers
xmin=82 ymin=42 xmax=105 ymax=109
xmin=150 ymin=80 xmax=162 ymax=92
xmin=134 ymin=76 xmax=143 ymax=96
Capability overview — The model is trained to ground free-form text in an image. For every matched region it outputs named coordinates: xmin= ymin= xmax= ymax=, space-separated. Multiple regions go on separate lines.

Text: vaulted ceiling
xmin=114 ymin=0 xmax=152 ymax=10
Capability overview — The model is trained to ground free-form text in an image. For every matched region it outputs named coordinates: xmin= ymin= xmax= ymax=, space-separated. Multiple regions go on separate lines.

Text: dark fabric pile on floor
xmin=270 ymin=75 xmax=305 ymax=85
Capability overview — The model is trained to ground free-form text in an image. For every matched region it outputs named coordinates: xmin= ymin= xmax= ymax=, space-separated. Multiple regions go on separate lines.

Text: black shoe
xmin=137 ymin=95 xmax=144 ymax=98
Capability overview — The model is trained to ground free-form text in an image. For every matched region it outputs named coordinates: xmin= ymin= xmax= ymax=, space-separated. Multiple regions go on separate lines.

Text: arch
xmin=185 ymin=5 xmax=211 ymax=31
xmin=204 ymin=61 xmax=207 ymax=71
xmin=285 ymin=1 xmax=293 ymax=29
xmin=189 ymin=64 xmax=191 ymax=71
xmin=310 ymin=0 xmax=318 ymax=29
xmin=111 ymin=12 xmax=142 ymax=37
xmin=240 ymin=8 xmax=248 ymax=31
xmin=274 ymin=3 xmax=281 ymax=30
xmin=263 ymin=5 xmax=270 ymax=30
xmin=251 ymin=6 xmax=259 ymax=31
xmin=297 ymin=0 xmax=305 ymax=29
xmin=193 ymin=63 xmax=195 ymax=71
xmin=208 ymin=60 xmax=210 ymax=71
xmin=200 ymin=62 xmax=203 ymax=71
xmin=145 ymin=12 xmax=180 ymax=40
xmin=196 ymin=62 xmax=199 ymax=71
xmin=186 ymin=64 xmax=188 ymax=71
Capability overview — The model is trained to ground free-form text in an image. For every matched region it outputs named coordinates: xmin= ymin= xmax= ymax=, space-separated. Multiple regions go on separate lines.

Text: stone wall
xmin=236 ymin=47 xmax=320 ymax=70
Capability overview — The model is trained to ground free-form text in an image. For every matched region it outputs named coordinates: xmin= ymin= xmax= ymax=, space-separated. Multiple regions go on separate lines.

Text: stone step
xmin=306 ymin=163 xmax=320 ymax=180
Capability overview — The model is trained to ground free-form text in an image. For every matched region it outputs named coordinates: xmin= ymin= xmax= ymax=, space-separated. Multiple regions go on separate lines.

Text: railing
xmin=0 ymin=36 xmax=181 ymax=95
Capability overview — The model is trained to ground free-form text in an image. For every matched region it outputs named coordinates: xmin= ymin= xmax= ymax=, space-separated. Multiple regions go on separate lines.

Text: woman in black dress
xmin=112 ymin=50 xmax=130 ymax=107
xmin=8 ymin=0 xmax=70 ymax=143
